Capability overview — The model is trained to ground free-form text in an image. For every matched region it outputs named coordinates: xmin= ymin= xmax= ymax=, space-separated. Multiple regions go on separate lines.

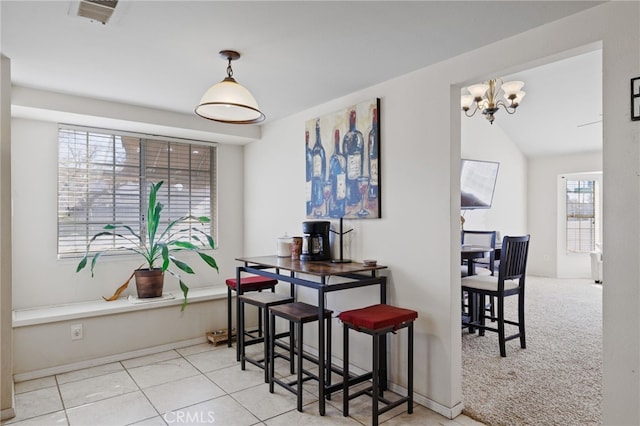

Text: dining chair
xmin=461 ymin=235 xmax=530 ymax=357
xmin=461 ymin=230 xmax=497 ymax=276
xmin=461 ymin=230 xmax=497 ymax=321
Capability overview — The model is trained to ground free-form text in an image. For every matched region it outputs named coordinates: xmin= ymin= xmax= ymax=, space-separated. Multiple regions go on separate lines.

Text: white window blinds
xmin=58 ymin=125 xmax=217 ymax=256
xmin=566 ymin=179 xmax=595 ymax=253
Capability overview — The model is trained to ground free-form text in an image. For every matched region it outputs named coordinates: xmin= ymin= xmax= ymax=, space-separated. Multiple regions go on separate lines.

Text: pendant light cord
xmin=226 ymin=58 xmax=234 ymax=78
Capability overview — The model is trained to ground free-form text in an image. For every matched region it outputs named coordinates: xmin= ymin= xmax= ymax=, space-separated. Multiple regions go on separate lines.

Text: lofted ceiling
xmin=1 ymin=1 xmax=603 ymax=156
xmin=473 ymin=48 xmax=602 ymax=158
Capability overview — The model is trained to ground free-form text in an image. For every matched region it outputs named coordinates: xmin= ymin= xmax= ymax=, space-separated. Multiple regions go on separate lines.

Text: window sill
xmin=13 ymin=286 xmax=227 ymax=328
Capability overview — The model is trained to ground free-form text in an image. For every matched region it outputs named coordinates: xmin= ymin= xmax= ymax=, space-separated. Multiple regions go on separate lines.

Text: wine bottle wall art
xmin=304 ymin=98 xmax=380 ymax=219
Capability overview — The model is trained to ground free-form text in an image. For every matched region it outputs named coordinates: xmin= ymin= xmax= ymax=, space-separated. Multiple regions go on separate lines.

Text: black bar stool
xmin=268 ymin=302 xmax=333 ymax=412
xmin=225 ymin=275 xmax=279 ymax=361
xmin=339 ymin=304 xmax=418 ymax=426
xmin=238 ymin=291 xmax=294 ymax=382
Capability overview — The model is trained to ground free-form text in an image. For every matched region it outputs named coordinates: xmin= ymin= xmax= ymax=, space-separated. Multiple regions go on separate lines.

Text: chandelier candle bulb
xmin=461 ymin=94 xmax=475 ymax=110
xmin=500 ymin=80 xmax=525 ymax=97
xmin=467 ymin=83 xmax=489 ymax=100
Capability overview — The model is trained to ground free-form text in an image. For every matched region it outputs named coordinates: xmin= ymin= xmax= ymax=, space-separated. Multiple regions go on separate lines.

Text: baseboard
xmin=13 ymin=336 xmax=207 ymax=383
xmin=0 ymin=382 xmax=15 ymax=421
xmin=1 ymin=407 xmax=16 ymax=421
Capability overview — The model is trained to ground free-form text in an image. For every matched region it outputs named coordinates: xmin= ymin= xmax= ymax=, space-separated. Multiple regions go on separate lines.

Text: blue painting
xmin=305 ymin=98 xmax=380 ymax=219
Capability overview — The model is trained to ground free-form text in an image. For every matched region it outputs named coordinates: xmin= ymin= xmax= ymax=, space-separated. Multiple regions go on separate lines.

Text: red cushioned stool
xmin=226 ymin=275 xmax=279 ymax=361
xmin=339 ymin=304 xmax=418 ymax=426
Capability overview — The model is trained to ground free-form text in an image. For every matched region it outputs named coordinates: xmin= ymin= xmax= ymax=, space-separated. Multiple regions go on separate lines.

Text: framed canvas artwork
xmin=305 ymin=98 xmax=380 ymax=219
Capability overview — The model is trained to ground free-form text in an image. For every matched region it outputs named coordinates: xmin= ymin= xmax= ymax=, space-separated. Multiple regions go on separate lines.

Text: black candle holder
xmin=330 ymin=217 xmax=353 ymax=263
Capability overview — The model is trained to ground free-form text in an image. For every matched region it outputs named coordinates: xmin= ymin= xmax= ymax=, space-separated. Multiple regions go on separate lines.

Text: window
xmin=58 ymin=125 xmax=217 ymax=256
xmin=566 ymin=179 xmax=595 ymax=253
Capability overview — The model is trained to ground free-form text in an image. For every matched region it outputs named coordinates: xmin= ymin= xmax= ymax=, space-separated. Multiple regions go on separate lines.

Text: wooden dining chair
xmin=461 ymin=230 xmax=497 ymax=321
xmin=462 ymin=235 xmax=530 ymax=357
xmin=461 ymin=230 xmax=497 ymax=276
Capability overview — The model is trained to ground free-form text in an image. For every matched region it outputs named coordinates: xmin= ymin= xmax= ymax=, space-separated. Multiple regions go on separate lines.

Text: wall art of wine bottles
xmin=305 ymin=98 xmax=380 ymax=219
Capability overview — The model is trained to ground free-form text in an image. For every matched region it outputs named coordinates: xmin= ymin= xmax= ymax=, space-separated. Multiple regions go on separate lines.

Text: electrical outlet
xmin=71 ymin=324 xmax=83 ymax=341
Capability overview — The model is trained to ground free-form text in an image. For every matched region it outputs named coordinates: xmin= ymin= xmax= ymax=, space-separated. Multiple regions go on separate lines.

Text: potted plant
xmin=76 ymin=181 xmax=218 ymax=310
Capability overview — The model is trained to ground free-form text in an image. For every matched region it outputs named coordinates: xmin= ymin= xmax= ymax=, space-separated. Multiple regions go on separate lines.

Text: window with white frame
xmin=58 ymin=125 xmax=217 ymax=257
xmin=566 ymin=179 xmax=595 ymax=253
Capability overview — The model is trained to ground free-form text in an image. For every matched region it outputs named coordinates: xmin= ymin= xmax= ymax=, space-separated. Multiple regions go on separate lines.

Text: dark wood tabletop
xmin=235 ymin=255 xmax=387 ymax=277
xmin=461 ymin=245 xmax=493 ymax=255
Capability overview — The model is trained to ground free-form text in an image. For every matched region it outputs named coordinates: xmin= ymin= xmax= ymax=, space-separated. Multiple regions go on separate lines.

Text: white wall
xmin=247 ymin=73 xmax=461 ymax=415
xmin=461 ymin=114 xmax=528 ymax=236
xmin=244 ymin=3 xmax=640 ymax=423
xmin=528 ymin=152 xmax=602 ymax=277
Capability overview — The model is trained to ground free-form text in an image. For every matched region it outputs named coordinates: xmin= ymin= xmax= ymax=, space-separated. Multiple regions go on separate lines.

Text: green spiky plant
xmin=76 ymin=181 xmax=218 ymax=310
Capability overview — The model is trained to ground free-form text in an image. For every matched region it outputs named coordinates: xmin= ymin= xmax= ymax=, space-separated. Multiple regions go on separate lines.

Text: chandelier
xmin=461 ymin=79 xmax=525 ymax=124
xmin=195 ymin=50 xmax=265 ymax=124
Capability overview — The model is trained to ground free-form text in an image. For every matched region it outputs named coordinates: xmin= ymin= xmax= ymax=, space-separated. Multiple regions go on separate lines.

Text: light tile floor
xmin=3 ymin=342 xmax=483 ymax=426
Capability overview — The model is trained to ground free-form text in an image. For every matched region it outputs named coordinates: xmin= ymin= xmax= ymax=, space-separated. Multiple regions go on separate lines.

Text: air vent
xmin=76 ymin=0 xmax=118 ymax=24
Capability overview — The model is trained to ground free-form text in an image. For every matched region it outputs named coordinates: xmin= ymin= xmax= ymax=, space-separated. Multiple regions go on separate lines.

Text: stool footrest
xmin=377 ymin=396 xmax=411 ymax=416
xmin=244 ymin=357 xmax=266 ymax=370
xmin=273 ymin=374 xmax=317 ymax=394
xmin=324 ymin=372 xmax=373 ymax=395
xmin=345 ymin=371 xmax=374 ymax=388
xmin=349 ymin=386 xmax=374 ymax=401
xmin=244 ymin=329 xmax=291 ymax=347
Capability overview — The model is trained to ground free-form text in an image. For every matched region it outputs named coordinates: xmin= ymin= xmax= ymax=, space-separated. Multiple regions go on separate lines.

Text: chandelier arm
xmin=463 ymin=107 xmax=479 ymax=118
xmin=496 ymin=100 xmax=518 ymax=115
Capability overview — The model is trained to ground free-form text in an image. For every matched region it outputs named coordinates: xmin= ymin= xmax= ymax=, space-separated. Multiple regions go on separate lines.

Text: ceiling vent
xmin=76 ymin=0 xmax=118 ymax=24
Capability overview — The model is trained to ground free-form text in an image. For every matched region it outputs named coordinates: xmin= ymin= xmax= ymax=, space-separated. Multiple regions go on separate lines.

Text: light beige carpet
xmin=462 ymin=276 xmax=602 ymax=426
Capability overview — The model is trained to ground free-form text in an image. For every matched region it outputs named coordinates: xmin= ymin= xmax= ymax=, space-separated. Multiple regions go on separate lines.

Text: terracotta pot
xmin=134 ymin=268 xmax=164 ymax=298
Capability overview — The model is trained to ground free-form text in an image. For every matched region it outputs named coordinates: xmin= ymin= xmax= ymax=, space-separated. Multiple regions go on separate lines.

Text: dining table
xmin=234 ymin=255 xmax=388 ymax=416
xmin=461 ymin=245 xmax=494 ymax=276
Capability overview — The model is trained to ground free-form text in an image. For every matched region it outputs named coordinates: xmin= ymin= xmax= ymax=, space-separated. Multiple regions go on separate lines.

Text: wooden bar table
xmin=235 ymin=255 xmax=388 ymax=416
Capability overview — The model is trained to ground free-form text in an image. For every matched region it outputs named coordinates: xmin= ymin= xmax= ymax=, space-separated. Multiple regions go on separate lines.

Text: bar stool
xmin=238 ymin=291 xmax=294 ymax=382
xmin=339 ymin=304 xmax=418 ymax=426
xmin=226 ymin=275 xmax=279 ymax=361
xmin=268 ymin=302 xmax=333 ymax=412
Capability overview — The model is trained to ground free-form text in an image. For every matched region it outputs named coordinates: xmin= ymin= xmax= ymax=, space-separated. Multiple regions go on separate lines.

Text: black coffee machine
xmin=300 ymin=221 xmax=331 ymax=261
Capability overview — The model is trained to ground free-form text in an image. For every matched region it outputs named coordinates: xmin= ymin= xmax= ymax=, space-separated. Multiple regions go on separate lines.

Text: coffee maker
xmin=300 ymin=221 xmax=331 ymax=261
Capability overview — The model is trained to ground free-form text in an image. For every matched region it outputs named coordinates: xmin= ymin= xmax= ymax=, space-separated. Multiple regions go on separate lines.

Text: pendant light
xmin=195 ymin=50 xmax=265 ymax=124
